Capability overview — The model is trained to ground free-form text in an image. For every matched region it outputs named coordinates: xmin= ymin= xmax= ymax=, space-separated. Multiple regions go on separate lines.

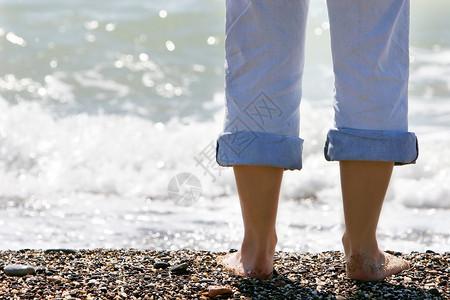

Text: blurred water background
xmin=0 ymin=0 xmax=449 ymax=253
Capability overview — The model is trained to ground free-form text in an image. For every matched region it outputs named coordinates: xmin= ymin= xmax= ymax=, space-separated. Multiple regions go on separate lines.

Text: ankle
xmin=342 ymin=232 xmax=379 ymax=259
xmin=241 ymin=232 xmax=277 ymax=256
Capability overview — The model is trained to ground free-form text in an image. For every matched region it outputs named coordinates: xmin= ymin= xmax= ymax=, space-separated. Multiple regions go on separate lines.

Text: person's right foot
xmin=342 ymin=233 xmax=410 ymax=281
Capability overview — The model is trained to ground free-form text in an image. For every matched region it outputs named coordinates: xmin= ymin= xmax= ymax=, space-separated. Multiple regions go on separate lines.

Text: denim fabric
xmin=324 ymin=128 xmax=418 ymax=165
xmin=216 ymin=131 xmax=304 ymax=170
xmin=216 ymin=0 xmax=418 ymax=170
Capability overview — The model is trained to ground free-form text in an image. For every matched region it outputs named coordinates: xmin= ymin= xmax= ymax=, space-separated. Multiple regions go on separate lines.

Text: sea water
xmin=0 ymin=0 xmax=449 ymax=253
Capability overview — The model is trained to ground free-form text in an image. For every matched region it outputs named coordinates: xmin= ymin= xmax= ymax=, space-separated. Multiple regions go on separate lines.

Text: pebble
xmin=438 ymin=280 xmax=448 ymax=286
xmin=424 ymin=283 xmax=435 ymax=289
xmin=429 ymin=288 xmax=440 ymax=295
xmin=44 ymin=248 xmax=77 ymax=255
xmin=47 ymin=276 xmax=62 ymax=283
xmin=208 ymin=285 xmax=233 ymax=298
xmin=0 ymin=249 xmax=448 ymax=299
xmin=274 ymin=281 xmax=285 ymax=287
xmin=153 ymin=261 xmax=170 ymax=269
xmin=88 ymin=279 xmax=99 ymax=286
xmin=45 ymin=268 xmax=58 ymax=275
xmin=3 ymin=264 xmax=36 ymax=277
xmin=157 ymin=256 xmax=171 ymax=261
xmin=170 ymin=263 xmax=189 ymax=274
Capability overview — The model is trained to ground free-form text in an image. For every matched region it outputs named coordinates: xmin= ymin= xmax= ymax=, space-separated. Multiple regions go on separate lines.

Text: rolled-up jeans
xmin=216 ymin=0 xmax=418 ymax=170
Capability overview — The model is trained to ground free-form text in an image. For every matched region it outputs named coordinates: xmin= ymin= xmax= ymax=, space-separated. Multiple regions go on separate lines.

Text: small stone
xmin=429 ymin=288 xmax=440 ymax=296
xmin=158 ymin=256 xmax=171 ymax=261
xmin=208 ymin=285 xmax=233 ymax=298
xmin=403 ymin=276 xmax=412 ymax=283
xmin=274 ymin=280 xmax=285 ymax=287
xmin=425 ymin=283 xmax=435 ymax=289
xmin=88 ymin=279 xmax=99 ymax=286
xmin=45 ymin=268 xmax=58 ymax=275
xmin=438 ymin=280 xmax=448 ymax=287
xmin=47 ymin=276 xmax=62 ymax=283
xmin=133 ymin=266 xmax=144 ymax=272
xmin=170 ymin=263 xmax=189 ymax=274
xmin=153 ymin=261 xmax=170 ymax=269
xmin=198 ymin=279 xmax=215 ymax=283
xmin=3 ymin=264 xmax=36 ymax=277
xmin=35 ymin=267 xmax=47 ymax=274
xmin=426 ymin=250 xmax=436 ymax=254
xmin=25 ymin=276 xmax=39 ymax=284
xmin=44 ymin=248 xmax=77 ymax=255
xmin=229 ymin=249 xmax=238 ymax=253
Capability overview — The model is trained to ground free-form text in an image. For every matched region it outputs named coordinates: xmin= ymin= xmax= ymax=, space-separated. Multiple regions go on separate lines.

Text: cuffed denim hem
xmin=216 ymin=131 xmax=304 ymax=170
xmin=324 ymin=128 xmax=418 ymax=165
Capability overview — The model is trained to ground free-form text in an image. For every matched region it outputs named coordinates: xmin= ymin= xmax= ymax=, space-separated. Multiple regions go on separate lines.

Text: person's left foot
xmin=216 ymin=250 xmax=275 ymax=279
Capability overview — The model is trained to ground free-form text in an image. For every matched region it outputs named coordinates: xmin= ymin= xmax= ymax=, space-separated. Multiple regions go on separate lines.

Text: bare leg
xmin=217 ymin=165 xmax=283 ymax=279
xmin=340 ymin=161 xmax=410 ymax=281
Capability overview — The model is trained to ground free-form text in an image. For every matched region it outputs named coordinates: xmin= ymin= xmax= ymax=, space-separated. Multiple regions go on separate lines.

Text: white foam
xmin=0 ymin=95 xmax=235 ymax=201
xmin=1 ymin=94 xmax=449 ymax=208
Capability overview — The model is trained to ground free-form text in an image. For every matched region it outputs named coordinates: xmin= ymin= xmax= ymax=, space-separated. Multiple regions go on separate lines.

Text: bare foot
xmin=346 ymin=252 xmax=410 ymax=281
xmin=216 ymin=250 xmax=274 ymax=279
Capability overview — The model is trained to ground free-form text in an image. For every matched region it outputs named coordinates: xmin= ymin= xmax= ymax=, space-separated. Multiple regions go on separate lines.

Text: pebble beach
xmin=0 ymin=249 xmax=448 ymax=299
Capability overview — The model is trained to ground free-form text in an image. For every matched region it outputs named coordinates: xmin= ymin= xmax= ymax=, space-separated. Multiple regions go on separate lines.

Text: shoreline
xmin=1 ymin=249 xmax=448 ymax=299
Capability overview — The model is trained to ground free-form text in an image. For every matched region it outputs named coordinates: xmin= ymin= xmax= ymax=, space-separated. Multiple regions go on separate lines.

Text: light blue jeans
xmin=216 ymin=0 xmax=418 ymax=170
